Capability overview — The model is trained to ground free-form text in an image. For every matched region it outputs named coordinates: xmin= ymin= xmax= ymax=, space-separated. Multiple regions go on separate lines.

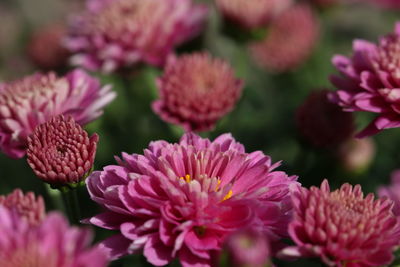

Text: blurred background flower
xmin=152 ymin=53 xmax=243 ymax=132
xmin=66 ymin=0 xmax=208 ymax=72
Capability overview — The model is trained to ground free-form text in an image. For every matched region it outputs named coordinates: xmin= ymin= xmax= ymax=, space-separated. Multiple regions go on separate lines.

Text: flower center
xmin=89 ymin=0 xmax=159 ymax=38
xmin=0 ymin=73 xmax=67 ymax=111
xmin=179 ymin=174 xmax=233 ymax=201
xmin=376 ymin=34 xmax=400 ymax=80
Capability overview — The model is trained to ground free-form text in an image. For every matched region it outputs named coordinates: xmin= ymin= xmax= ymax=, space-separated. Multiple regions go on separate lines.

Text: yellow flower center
xmin=179 ymin=174 xmax=233 ymax=201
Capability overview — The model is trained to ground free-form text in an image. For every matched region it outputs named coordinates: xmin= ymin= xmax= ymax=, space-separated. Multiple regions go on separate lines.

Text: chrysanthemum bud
xmin=27 ymin=115 xmax=98 ymax=189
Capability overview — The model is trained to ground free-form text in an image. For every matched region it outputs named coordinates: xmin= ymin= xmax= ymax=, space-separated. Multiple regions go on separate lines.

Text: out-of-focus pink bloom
xmin=0 ymin=69 xmax=115 ymax=159
xmin=0 ymin=189 xmax=45 ymax=226
xmin=0 ymin=206 xmax=108 ymax=267
xmin=27 ymin=115 xmax=99 ymax=188
xmin=250 ymin=4 xmax=319 ymax=73
xmin=368 ymin=0 xmax=400 ymax=9
xmin=66 ymin=0 xmax=208 ymax=73
xmin=215 ymin=0 xmax=292 ymax=29
xmin=336 ymin=138 xmax=375 ymax=174
xmin=27 ymin=24 xmax=70 ymax=70
xmin=152 ymin=53 xmax=243 ymax=132
xmin=308 ymin=0 xmax=339 ymax=8
xmin=86 ymin=132 xmax=299 ymax=267
xmin=330 ymin=22 xmax=400 ymax=138
xmin=224 ymin=228 xmax=271 ymax=267
xmin=296 ymin=90 xmax=355 ymax=148
xmin=378 ymin=170 xmax=400 ymax=216
xmin=281 ymin=180 xmax=400 ymax=267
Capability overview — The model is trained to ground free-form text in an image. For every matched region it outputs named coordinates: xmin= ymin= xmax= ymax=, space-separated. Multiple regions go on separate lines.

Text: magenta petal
xmin=99 ymin=234 xmax=131 ymax=260
xmin=143 ymin=234 xmax=174 ymax=266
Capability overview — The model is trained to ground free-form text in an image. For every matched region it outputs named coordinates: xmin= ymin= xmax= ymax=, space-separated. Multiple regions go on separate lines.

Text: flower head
xmin=0 ymin=69 xmax=115 ymax=158
xmin=378 ymin=170 xmax=400 ymax=216
xmin=330 ymin=22 xmax=400 ymax=137
xmin=336 ymin=138 xmax=375 ymax=174
xmin=27 ymin=115 xmax=98 ymax=188
xmin=250 ymin=4 xmax=319 ymax=73
xmin=86 ymin=132 xmax=298 ymax=267
xmin=152 ymin=53 xmax=243 ymax=132
xmin=66 ymin=0 xmax=208 ymax=72
xmin=296 ymin=90 xmax=355 ymax=148
xmin=282 ymin=180 xmax=400 ymax=266
xmin=0 ymin=189 xmax=45 ymax=226
xmin=27 ymin=24 xmax=69 ymax=70
xmin=215 ymin=0 xmax=292 ymax=29
xmin=224 ymin=228 xmax=271 ymax=267
xmin=0 ymin=206 xmax=107 ymax=267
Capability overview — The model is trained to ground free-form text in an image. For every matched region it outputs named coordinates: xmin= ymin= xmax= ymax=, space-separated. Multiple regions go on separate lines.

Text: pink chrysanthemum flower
xmin=0 ymin=206 xmax=108 ymax=267
xmin=215 ymin=0 xmax=292 ymax=29
xmin=0 ymin=69 xmax=115 ymax=159
xmin=224 ymin=228 xmax=271 ymax=267
xmin=152 ymin=53 xmax=243 ymax=132
xmin=296 ymin=90 xmax=355 ymax=148
xmin=86 ymin=132 xmax=298 ymax=267
xmin=0 ymin=189 xmax=45 ymax=226
xmin=27 ymin=24 xmax=70 ymax=70
xmin=378 ymin=170 xmax=400 ymax=216
xmin=66 ymin=0 xmax=208 ymax=73
xmin=250 ymin=4 xmax=319 ymax=73
xmin=330 ymin=22 xmax=400 ymax=138
xmin=281 ymin=180 xmax=400 ymax=267
xmin=27 ymin=115 xmax=99 ymax=188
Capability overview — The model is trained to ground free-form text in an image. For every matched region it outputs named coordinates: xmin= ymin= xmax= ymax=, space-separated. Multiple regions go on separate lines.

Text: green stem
xmin=60 ymin=188 xmax=81 ymax=225
xmin=44 ymin=184 xmax=66 ymax=213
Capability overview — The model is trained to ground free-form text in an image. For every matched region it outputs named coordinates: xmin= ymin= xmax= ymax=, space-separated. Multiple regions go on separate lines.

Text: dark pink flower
xmin=66 ymin=0 xmax=208 ymax=72
xmin=281 ymin=180 xmax=400 ymax=267
xmin=152 ymin=53 xmax=243 ymax=132
xmin=86 ymin=132 xmax=299 ymax=267
xmin=296 ymin=90 xmax=355 ymax=148
xmin=0 ymin=69 xmax=115 ymax=159
xmin=215 ymin=0 xmax=292 ymax=29
xmin=224 ymin=228 xmax=271 ymax=267
xmin=378 ymin=170 xmax=400 ymax=216
xmin=250 ymin=4 xmax=319 ymax=73
xmin=330 ymin=22 xmax=400 ymax=137
xmin=27 ymin=24 xmax=70 ymax=70
xmin=27 ymin=115 xmax=98 ymax=188
xmin=0 ymin=189 xmax=45 ymax=226
xmin=0 ymin=206 xmax=108 ymax=267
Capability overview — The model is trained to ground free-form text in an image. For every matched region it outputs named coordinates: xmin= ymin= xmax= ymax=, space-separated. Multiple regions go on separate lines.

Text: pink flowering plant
xmin=2 ymin=0 xmax=400 ymax=267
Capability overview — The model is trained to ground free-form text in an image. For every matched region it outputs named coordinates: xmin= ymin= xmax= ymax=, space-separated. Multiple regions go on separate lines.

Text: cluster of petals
xmin=330 ymin=22 xmax=400 ymax=137
xmin=0 ymin=69 xmax=115 ymax=158
xmin=86 ymin=132 xmax=299 ymax=267
xmin=0 ymin=206 xmax=107 ymax=267
xmin=250 ymin=4 xmax=319 ymax=73
xmin=152 ymin=53 xmax=243 ymax=132
xmin=66 ymin=0 xmax=208 ymax=72
xmin=296 ymin=90 xmax=354 ymax=148
xmin=281 ymin=179 xmax=400 ymax=267
xmin=0 ymin=189 xmax=45 ymax=226
xmin=378 ymin=169 xmax=400 ymax=216
xmin=27 ymin=115 xmax=99 ymax=187
xmin=215 ymin=0 xmax=292 ymax=29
